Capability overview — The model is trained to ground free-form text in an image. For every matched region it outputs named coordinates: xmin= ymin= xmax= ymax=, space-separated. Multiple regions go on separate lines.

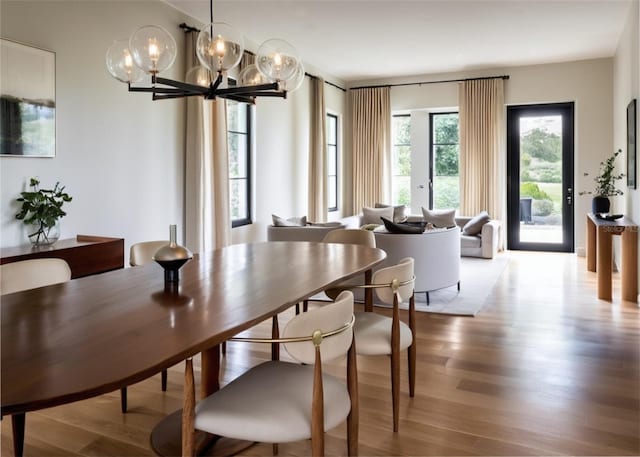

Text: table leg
xmin=621 ymin=228 xmax=638 ymax=302
xmin=586 ymin=215 xmax=596 ymax=272
xmin=596 ymin=227 xmax=613 ymax=301
xmin=365 ymin=269 xmax=373 ymax=312
xmin=200 ymin=345 xmax=220 ymax=398
xmin=12 ymin=413 xmax=25 ymax=457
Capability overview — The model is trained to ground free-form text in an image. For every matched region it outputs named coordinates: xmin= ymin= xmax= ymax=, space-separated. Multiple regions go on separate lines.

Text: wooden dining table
xmin=1 ymin=241 xmax=386 ymax=456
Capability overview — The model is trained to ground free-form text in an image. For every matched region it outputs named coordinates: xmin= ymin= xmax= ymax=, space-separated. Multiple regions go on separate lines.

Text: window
xmin=429 ymin=112 xmax=459 ymax=210
xmin=227 ymin=100 xmax=251 ymax=227
xmin=326 ymin=113 xmax=338 ymax=212
xmin=391 ymin=115 xmax=411 ymax=206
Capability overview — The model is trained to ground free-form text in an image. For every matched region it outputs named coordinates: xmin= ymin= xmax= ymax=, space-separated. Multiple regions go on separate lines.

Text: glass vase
xmin=28 ymin=220 xmax=60 ymax=246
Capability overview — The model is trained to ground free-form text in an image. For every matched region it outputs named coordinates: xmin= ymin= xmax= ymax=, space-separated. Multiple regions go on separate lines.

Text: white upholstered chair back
xmin=283 ymin=290 xmax=354 ymax=364
xmin=130 ymin=240 xmax=168 ymax=266
xmin=0 ymin=258 xmax=71 ymax=295
xmin=372 ymin=257 xmax=415 ymax=305
xmin=322 ymin=228 xmax=376 ymax=248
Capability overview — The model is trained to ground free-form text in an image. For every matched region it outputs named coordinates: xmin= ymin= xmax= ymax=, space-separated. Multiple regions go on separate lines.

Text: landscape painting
xmin=0 ymin=39 xmax=55 ymax=157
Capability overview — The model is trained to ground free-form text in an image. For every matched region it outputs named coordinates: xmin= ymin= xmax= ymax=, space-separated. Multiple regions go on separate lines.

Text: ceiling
xmin=166 ymin=0 xmax=633 ymax=83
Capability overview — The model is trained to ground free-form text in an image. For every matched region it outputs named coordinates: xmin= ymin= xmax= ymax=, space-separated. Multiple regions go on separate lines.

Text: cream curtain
xmin=184 ymin=31 xmax=230 ymax=253
xmin=308 ymin=77 xmax=327 ymax=222
xmin=458 ymin=78 xmax=505 ymax=223
xmin=350 ymin=87 xmax=391 ymax=211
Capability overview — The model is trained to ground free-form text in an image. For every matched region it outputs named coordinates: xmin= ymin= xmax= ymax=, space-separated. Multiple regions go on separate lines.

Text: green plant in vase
xmin=15 ymin=177 xmax=72 ymax=246
xmin=579 ymin=149 xmax=624 ymax=214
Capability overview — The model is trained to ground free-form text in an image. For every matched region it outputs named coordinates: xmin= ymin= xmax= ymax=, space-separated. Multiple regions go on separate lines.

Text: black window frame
xmin=428 ymin=111 xmax=459 ymax=210
xmin=228 ymin=101 xmax=252 ymax=228
xmin=326 ymin=113 xmax=339 ymax=212
xmin=391 ymin=113 xmax=411 ymax=206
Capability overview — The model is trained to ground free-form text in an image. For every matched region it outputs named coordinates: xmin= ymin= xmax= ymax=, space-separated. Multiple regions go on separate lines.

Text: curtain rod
xmin=350 ymin=74 xmax=510 ymax=90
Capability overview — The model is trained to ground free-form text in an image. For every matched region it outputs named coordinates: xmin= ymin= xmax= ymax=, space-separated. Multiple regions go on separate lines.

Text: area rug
xmin=411 ymin=254 xmax=510 ymax=316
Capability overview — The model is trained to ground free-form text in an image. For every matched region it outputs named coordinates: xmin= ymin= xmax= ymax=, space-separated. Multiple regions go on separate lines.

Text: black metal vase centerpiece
xmin=153 ymin=224 xmax=192 ymax=293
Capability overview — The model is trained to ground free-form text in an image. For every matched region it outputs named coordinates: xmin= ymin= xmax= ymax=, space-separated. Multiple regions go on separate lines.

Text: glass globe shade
xmin=196 ymin=22 xmax=244 ymax=73
xmin=129 ymin=25 xmax=177 ymax=75
xmin=186 ymin=65 xmax=213 ymax=87
xmin=256 ymin=38 xmax=300 ymax=82
xmin=281 ymin=61 xmax=305 ymax=93
xmin=105 ymin=39 xmax=144 ymax=83
xmin=238 ymin=64 xmax=270 ymax=86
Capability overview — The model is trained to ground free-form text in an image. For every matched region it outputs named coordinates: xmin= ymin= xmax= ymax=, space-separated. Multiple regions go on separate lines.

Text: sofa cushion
xmin=421 ymin=207 xmax=456 ymax=228
xmin=272 ymin=214 xmax=307 ymax=227
xmin=461 ymin=234 xmax=482 ymax=249
xmin=462 ymin=211 xmax=491 ymax=235
xmin=380 ymin=217 xmax=425 ymax=234
xmin=362 ymin=206 xmax=394 ymax=225
xmin=374 ymin=203 xmax=407 ymax=223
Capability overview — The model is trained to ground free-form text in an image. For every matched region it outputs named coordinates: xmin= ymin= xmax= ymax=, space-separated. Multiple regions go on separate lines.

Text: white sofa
xmin=373 ymin=227 xmax=460 ymax=301
xmin=454 ymin=216 xmax=502 ymax=259
xmin=266 ymin=222 xmax=345 ymax=242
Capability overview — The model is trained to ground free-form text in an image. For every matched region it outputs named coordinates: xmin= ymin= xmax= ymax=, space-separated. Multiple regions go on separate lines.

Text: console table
xmin=586 ymin=214 xmax=638 ymax=302
xmin=0 ymin=235 xmax=124 ymax=279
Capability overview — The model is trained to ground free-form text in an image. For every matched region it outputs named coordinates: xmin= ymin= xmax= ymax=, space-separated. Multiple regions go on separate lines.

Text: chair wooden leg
xmin=221 ymin=341 xmax=227 ymax=356
xmin=347 ymin=335 xmax=359 ymax=456
xmin=391 ymin=295 xmax=401 ymax=432
xmin=303 ymin=299 xmax=309 ymax=312
xmin=161 ymin=369 xmax=167 ymax=391
xmin=295 ymin=303 xmax=300 ymax=315
xmin=12 ymin=413 xmax=25 ymax=457
xmin=408 ymin=293 xmax=416 ymax=398
xmin=120 ymin=387 xmax=127 ymax=413
xmin=272 ymin=443 xmax=279 ymax=455
xmin=271 ymin=315 xmax=280 ymax=361
xmin=182 ymin=358 xmax=195 ymax=457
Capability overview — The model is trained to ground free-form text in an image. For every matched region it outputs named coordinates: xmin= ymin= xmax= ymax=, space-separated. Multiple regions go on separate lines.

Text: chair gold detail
xmin=121 ymin=240 xmax=170 ymax=413
xmin=182 ymin=291 xmax=359 ymax=457
xmin=0 ymin=258 xmax=71 ymax=295
xmin=352 ymin=257 xmax=416 ymax=432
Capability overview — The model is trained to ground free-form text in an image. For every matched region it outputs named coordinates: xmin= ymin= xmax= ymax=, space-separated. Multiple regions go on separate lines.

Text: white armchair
xmin=455 ymin=216 xmax=502 ymax=259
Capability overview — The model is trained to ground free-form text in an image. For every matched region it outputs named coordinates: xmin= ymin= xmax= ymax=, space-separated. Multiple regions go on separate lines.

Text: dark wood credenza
xmin=0 ymin=235 xmax=124 ymax=279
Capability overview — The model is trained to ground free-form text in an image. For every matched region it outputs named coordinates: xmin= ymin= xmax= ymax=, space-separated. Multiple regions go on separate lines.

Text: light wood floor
xmin=2 ymin=251 xmax=639 ymax=456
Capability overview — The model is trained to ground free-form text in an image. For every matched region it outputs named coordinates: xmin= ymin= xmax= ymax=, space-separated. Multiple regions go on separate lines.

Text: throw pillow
xmin=362 ymin=206 xmax=394 ymax=225
xmin=421 ymin=207 xmax=456 ymax=228
xmin=462 ymin=211 xmax=491 ymax=235
xmin=381 ymin=217 xmax=425 ymax=234
xmin=272 ymin=214 xmax=307 ymax=227
xmin=375 ymin=203 xmax=407 ymax=223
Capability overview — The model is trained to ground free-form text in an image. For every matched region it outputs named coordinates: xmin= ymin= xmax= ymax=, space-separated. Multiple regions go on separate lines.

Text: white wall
xmin=613 ymin=0 xmax=639 ymax=293
xmin=351 ymin=58 xmax=614 ymax=254
xmin=0 ymin=1 xmax=189 ymax=262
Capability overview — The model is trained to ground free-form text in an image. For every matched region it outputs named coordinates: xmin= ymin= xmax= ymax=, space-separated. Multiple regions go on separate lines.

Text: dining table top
xmin=1 ymin=241 xmax=386 ymax=416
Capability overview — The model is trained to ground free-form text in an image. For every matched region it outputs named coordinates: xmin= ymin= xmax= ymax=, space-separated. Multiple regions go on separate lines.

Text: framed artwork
xmin=0 ymin=38 xmax=55 ymax=157
xmin=628 ymin=99 xmax=637 ymax=189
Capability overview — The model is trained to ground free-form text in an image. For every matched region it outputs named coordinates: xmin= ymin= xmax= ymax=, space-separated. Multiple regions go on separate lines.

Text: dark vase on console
xmin=591 ymin=196 xmax=610 ymax=214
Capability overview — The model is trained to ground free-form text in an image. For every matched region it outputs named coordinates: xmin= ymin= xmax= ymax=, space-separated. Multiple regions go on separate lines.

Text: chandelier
xmin=105 ymin=1 xmax=304 ymax=103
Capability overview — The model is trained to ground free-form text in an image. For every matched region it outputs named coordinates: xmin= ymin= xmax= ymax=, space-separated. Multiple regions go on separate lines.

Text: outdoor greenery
xmin=579 ymin=149 xmax=625 ymax=197
xmin=392 ymin=116 xmax=411 ymax=205
xmin=433 ymin=114 xmax=459 ymax=176
xmin=520 ymin=182 xmax=551 ymax=200
xmin=15 ymin=177 xmax=72 ymax=244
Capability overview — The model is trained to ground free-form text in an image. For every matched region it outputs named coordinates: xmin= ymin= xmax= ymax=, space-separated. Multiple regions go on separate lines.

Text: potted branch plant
xmin=579 ymin=149 xmax=625 ymax=214
xmin=15 ymin=177 xmax=72 ymax=246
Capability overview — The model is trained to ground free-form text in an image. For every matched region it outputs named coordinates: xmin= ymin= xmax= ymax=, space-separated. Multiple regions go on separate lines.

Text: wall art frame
xmin=0 ymin=38 xmax=56 ymax=157
xmin=628 ymin=98 xmax=636 ymax=189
